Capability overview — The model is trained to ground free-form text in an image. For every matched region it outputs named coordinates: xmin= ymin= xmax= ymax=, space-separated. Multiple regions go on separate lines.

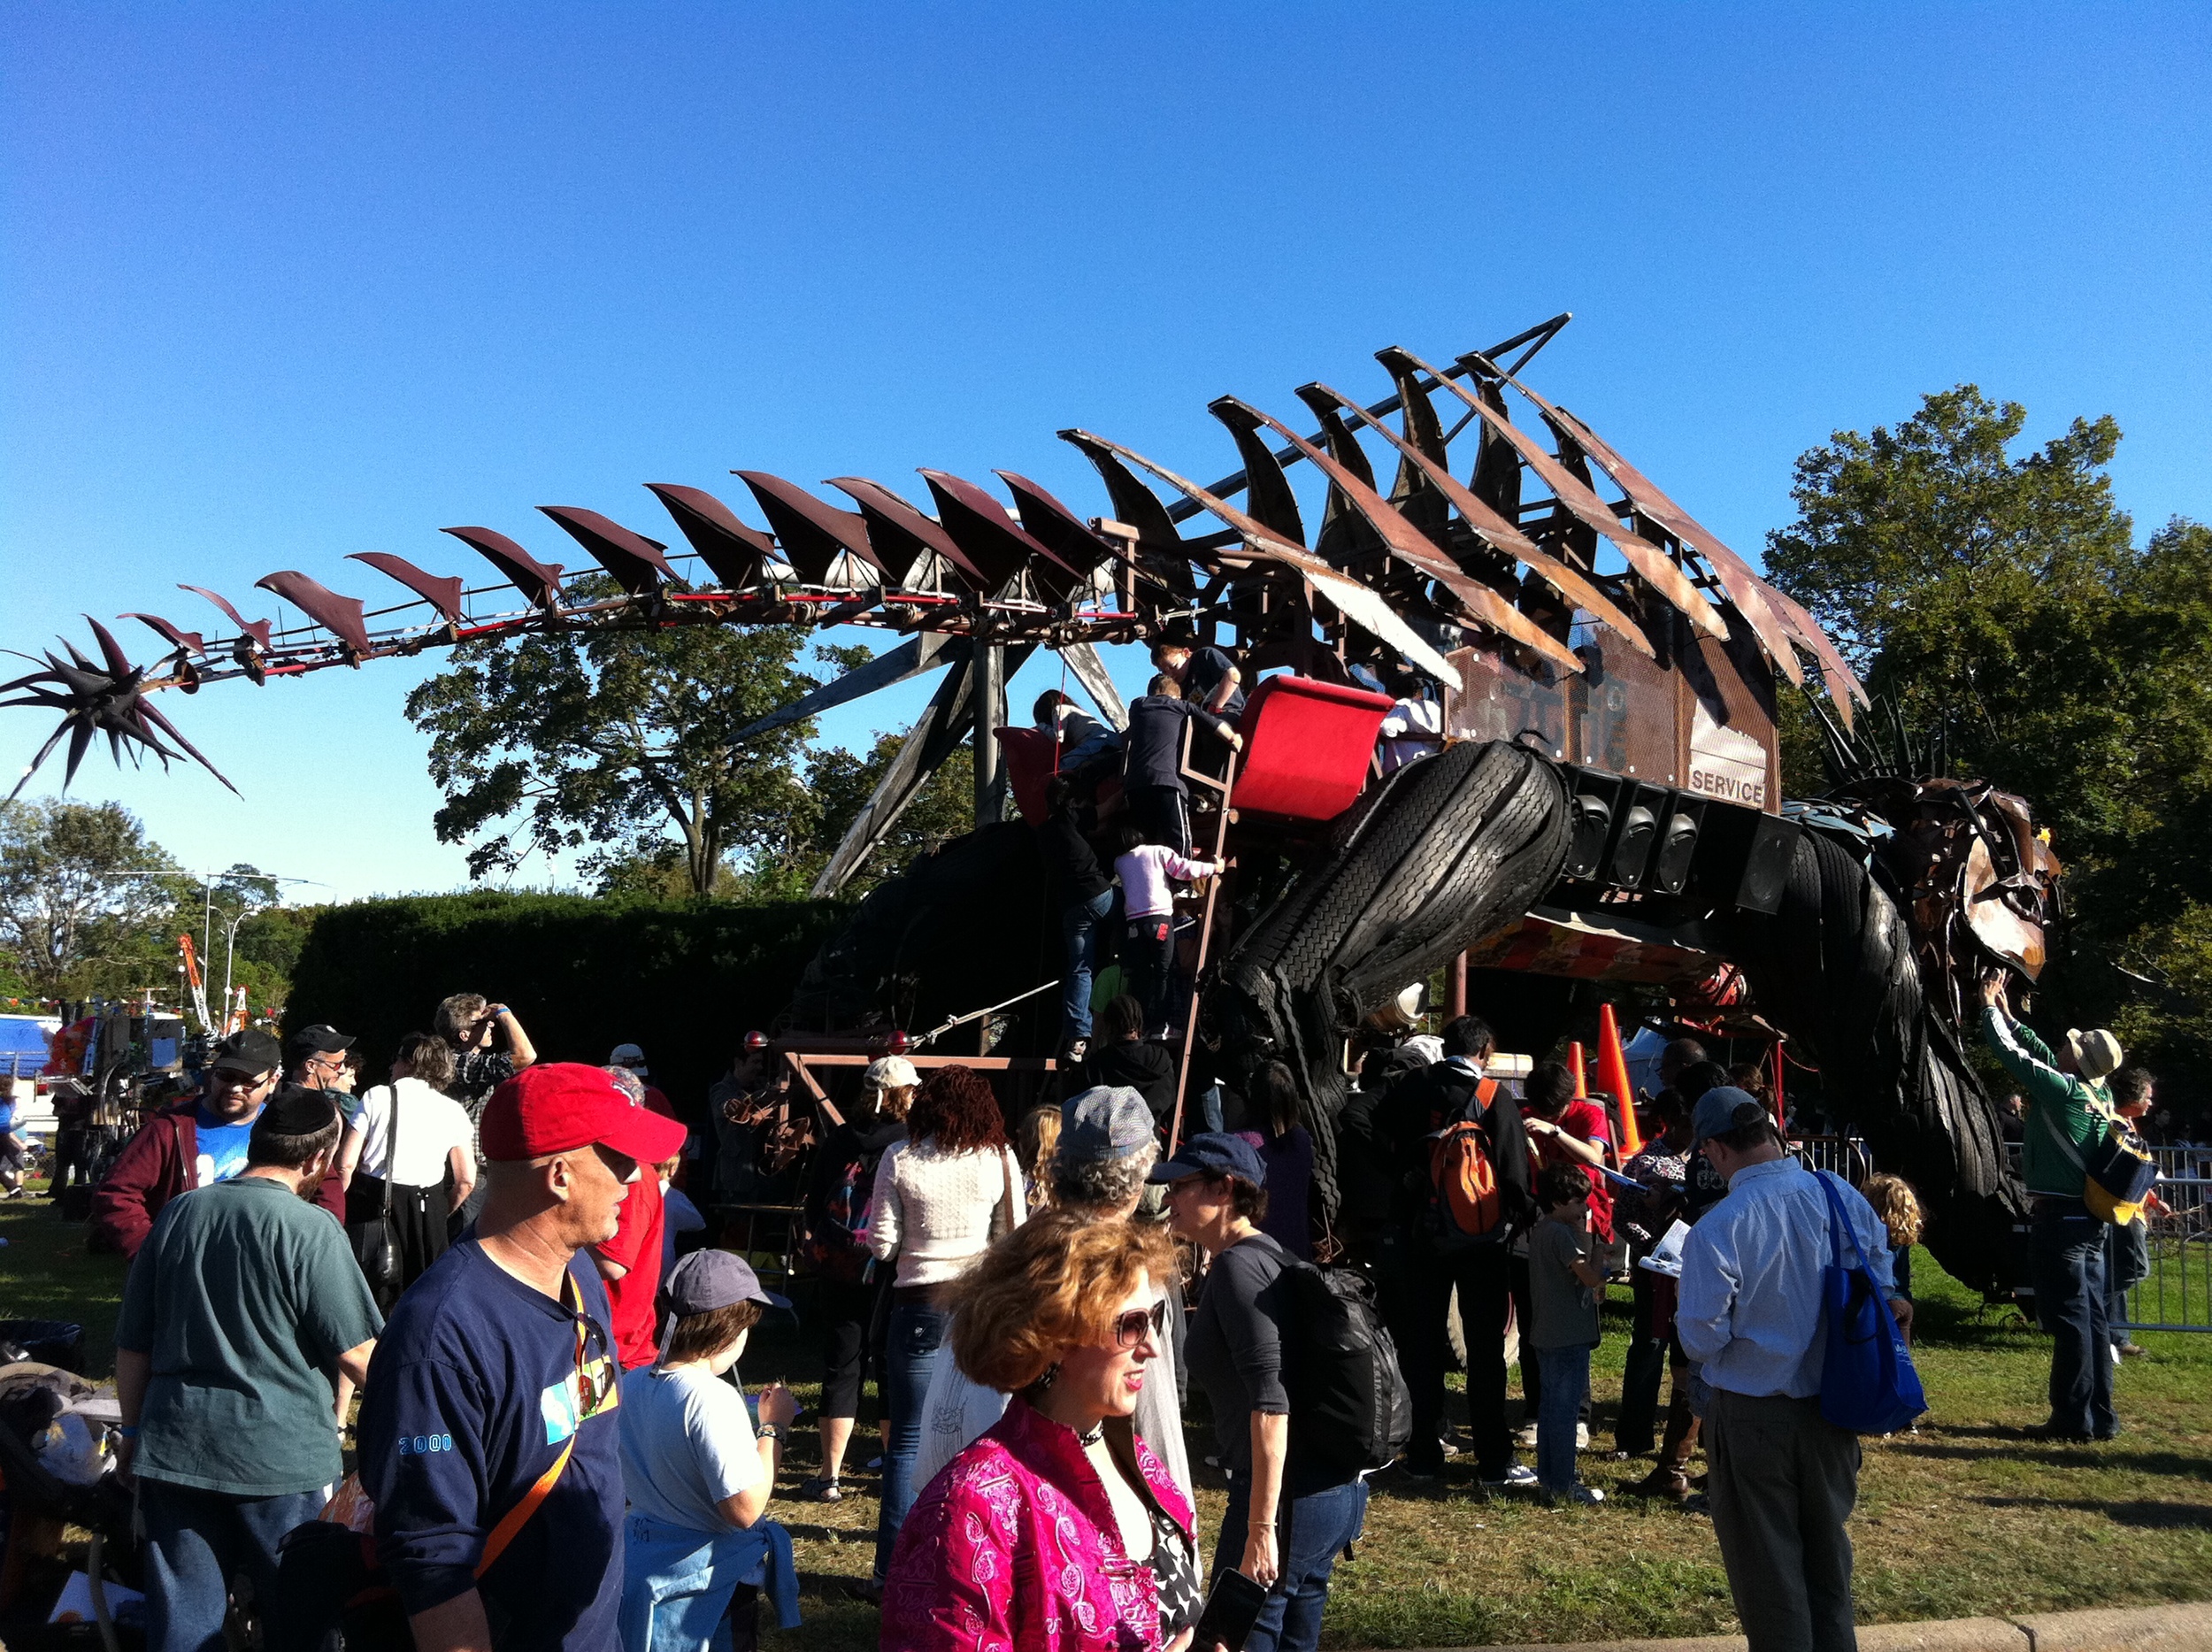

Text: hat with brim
xmin=479 ymin=1062 xmax=687 ymax=1165
xmin=1061 ymin=1086 xmax=1156 ymax=1163
xmin=2064 ymin=1028 xmax=2123 ymax=1082
xmin=1689 ymin=1086 xmax=1772 ymax=1147
xmin=664 ymin=1249 xmax=792 ymax=1316
xmin=210 ymin=1028 xmax=283 ymax=1077
xmin=1147 ymin=1130 xmax=1265 ymax=1188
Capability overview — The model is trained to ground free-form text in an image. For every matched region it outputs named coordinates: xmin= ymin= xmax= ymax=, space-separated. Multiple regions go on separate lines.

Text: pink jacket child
xmin=884 ymin=1395 xmax=1196 ymax=1652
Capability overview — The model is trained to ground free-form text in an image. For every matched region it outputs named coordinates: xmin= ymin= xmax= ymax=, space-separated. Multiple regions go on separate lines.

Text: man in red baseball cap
xmin=359 ymin=1064 xmax=686 ymax=1652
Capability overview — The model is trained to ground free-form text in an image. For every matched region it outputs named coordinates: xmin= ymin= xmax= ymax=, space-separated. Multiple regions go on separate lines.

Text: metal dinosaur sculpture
xmin=4 ymin=313 xmax=2060 ymax=1291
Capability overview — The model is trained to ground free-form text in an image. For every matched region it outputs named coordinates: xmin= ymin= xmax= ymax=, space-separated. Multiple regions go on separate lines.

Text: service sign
xmin=1687 ymin=703 xmax=1770 ymax=810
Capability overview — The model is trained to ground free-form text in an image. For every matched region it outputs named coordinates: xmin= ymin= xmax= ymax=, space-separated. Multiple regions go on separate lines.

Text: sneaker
xmin=2117 ymin=1343 xmax=2148 ymax=1359
xmin=1479 ymin=1464 xmax=1540 ymax=1487
xmin=1399 ymin=1462 xmax=1443 ymax=1482
xmin=796 ymin=1476 xmax=843 ymax=1502
xmin=1565 ymin=1486 xmax=1605 ymax=1506
xmin=1576 ymin=1423 xmax=1590 ymax=1450
xmin=2109 ymin=1343 xmax=2123 ymax=1367
xmin=1514 ymin=1423 xmax=1539 ymax=1449
xmin=1059 ymin=1039 xmax=1088 ymax=1065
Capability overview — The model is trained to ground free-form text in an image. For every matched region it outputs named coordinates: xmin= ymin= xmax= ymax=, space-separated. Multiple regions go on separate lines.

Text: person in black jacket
xmin=1120 ymin=673 xmax=1242 ymax=855
xmin=1040 ymin=775 xmax=1115 ymax=1063
xmin=1374 ymin=1015 xmax=1537 ymax=1487
xmin=1082 ymin=993 xmax=1177 ymax=1129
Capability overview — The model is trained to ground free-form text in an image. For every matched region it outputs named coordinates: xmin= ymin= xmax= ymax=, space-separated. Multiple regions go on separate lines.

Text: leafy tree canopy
xmin=1765 ymin=385 xmax=2212 ymax=1116
xmin=407 ymin=592 xmax=981 ymax=898
xmin=0 ymin=799 xmax=184 ymax=1001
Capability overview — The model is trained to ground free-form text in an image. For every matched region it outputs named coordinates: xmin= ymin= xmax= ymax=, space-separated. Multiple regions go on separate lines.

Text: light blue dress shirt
xmin=1677 ymin=1157 xmax=1899 ymax=1399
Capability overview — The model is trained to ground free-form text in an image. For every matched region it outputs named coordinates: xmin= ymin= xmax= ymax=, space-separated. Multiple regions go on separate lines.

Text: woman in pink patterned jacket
xmin=884 ymin=1211 xmax=1201 ymax=1652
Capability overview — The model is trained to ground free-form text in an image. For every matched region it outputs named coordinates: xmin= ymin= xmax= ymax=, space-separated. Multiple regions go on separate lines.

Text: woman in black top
xmin=1153 ymin=1133 xmax=1366 ymax=1652
xmin=1083 ymin=993 xmax=1177 ymax=1126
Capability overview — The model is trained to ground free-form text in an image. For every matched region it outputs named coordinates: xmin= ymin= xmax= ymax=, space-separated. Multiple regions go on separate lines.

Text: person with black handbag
xmin=338 ymin=1033 xmax=476 ymax=1309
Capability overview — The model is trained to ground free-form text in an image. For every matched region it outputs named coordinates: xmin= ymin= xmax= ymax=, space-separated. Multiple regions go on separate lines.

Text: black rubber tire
xmin=1709 ymin=828 xmax=2025 ymax=1295
xmin=1213 ymin=741 xmax=1571 ymax=1213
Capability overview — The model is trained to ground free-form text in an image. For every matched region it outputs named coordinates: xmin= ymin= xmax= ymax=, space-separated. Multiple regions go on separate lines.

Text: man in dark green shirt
xmin=116 ymin=1085 xmax=381 ymax=1652
xmin=1980 ymin=976 xmax=2123 ymax=1441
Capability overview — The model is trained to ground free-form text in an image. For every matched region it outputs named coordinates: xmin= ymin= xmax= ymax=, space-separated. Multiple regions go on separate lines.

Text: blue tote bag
xmin=1816 ymin=1172 xmax=1927 ymax=1435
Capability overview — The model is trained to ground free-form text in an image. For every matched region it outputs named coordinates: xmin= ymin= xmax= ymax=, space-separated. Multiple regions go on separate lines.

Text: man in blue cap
xmin=1156 ymin=1132 xmax=1364 ymax=1652
xmin=1677 ymin=1087 xmax=1907 ymax=1652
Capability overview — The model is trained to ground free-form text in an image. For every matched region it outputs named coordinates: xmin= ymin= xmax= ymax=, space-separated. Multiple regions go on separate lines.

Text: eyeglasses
xmin=1114 ymin=1301 xmax=1169 ymax=1349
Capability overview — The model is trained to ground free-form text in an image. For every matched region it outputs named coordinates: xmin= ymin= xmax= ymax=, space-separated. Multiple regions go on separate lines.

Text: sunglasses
xmin=1113 ymin=1301 xmax=1169 ymax=1349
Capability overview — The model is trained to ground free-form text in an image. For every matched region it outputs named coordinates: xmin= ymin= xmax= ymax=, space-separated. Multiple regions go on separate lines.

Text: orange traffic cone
xmin=1599 ymin=1002 xmax=1644 ymax=1156
xmin=1569 ymin=1041 xmax=1587 ymax=1097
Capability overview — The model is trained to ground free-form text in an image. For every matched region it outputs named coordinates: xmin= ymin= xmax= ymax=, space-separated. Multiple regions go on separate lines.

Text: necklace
xmin=1077 ymin=1421 xmax=1106 ymax=1448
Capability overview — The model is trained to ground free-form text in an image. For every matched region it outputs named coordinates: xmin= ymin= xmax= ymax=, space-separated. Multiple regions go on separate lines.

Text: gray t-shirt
xmin=618 ymin=1364 xmax=760 ymax=1532
xmin=1526 ymin=1218 xmax=1601 ymax=1350
xmin=116 ymin=1175 xmax=382 ymax=1495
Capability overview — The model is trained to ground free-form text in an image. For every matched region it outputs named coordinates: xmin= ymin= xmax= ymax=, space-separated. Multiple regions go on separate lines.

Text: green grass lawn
xmin=7 ymin=1195 xmax=2207 ymax=1648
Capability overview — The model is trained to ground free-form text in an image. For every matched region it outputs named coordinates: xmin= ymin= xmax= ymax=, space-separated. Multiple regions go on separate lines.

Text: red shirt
xmin=1535 ymin=1098 xmax=1614 ymax=1241
xmin=594 ymin=1169 xmax=665 ymax=1369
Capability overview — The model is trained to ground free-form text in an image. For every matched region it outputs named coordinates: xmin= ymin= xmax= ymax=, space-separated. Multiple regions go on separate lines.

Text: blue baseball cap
xmin=1061 ymin=1086 xmax=1156 ymax=1163
xmin=1689 ymin=1086 xmax=1771 ymax=1147
xmin=1148 ymin=1130 xmax=1265 ymax=1188
xmin=664 ymin=1249 xmax=791 ymax=1316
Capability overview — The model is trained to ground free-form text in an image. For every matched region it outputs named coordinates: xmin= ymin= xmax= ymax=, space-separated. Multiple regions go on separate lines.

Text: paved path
xmin=1415 ymin=1600 xmax=2212 ymax=1652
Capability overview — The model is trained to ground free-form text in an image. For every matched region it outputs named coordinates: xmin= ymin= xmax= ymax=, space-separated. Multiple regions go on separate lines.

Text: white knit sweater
xmin=867 ymin=1138 xmax=1024 ymax=1288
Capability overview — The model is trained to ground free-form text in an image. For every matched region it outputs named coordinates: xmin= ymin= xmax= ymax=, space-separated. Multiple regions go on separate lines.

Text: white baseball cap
xmin=608 ymin=1042 xmax=649 ymax=1077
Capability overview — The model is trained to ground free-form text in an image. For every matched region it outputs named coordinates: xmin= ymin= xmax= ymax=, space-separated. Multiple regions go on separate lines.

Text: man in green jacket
xmin=1979 ymin=975 xmax=2122 ymax=1441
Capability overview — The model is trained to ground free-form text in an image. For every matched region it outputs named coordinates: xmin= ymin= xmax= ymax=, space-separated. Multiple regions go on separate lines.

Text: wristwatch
xmin=757 ymin=1423 xmax=786 ymax=1443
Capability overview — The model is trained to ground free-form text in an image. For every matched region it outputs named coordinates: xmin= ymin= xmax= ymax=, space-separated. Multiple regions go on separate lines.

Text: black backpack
xmin=1258 ymin=1239 xmax=1412 ymax=1474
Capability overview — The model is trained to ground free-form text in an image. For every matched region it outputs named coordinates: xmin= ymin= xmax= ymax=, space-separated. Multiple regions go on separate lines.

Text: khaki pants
xmin=1707 ymin=1389 xmax=1862 ymax=1652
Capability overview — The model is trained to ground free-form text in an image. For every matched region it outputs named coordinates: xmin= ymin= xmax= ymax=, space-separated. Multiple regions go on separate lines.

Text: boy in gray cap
xmin=910 ymin=1087 xmax=1194 ymax=1504
xmin=618 ymin=1249 xmax=803 ymax=1645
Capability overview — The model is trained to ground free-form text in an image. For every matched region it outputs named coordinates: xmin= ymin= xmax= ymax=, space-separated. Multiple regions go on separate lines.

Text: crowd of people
xmin=58 ymin=650 xmax=2166 ymax=1652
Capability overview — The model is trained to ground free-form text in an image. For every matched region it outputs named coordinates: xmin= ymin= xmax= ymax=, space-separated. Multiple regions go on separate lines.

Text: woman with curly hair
xmin=862 ymin=1065 xmax=1025 ymax=1600
xmin=885 ymin=1210 xmax=1197 ymax=1652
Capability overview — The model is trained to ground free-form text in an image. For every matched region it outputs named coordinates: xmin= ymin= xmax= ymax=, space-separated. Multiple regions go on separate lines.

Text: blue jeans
xmin=1535 ymin=1344 xmax=1594 ymax=1494
xmin=1060 ymin=888 xmax=1114 ymax=1045
xmin=2031 ymin=1202 xmax=2116 ymax=1437
xmin=2107 ymin=1219 xmax=2149 ymax=1348
xmin=873 ymin=1298 xmax=952 ymax=1579
xmin=140 ymin=1479 xmax=326 ymax=1652
xmin=1211 ymin=1472 xmax=1368 ymax=1652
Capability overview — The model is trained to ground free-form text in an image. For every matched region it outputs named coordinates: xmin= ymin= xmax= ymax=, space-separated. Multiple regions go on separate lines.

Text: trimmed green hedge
xmin=285 ymin=893 xmax=851 ymax=1121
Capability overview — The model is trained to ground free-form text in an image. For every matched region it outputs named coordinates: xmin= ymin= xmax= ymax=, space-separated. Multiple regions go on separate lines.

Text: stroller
xmin=0 ymin=1353 xmax=141 ymax=1651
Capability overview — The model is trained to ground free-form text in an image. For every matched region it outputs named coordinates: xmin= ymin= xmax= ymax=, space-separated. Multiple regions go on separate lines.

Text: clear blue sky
xmin=4 ymin=3 xmax=2206 ymax=902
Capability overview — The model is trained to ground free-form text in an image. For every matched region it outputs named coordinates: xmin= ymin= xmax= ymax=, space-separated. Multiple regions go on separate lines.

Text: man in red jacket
xmin=91 ymin=1029 xmax=345 ymax=1259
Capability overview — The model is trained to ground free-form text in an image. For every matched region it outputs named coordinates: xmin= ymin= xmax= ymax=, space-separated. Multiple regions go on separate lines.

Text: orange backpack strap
xmin=477 ymin=1435 xmax=575 ymax=1578
xmin=1475 ymin=1078 xmax=1499 ymax=1109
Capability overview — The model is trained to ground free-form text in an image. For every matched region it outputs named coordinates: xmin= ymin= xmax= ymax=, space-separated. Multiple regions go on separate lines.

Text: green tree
xmin=0 ymin=799 xmax=188 ymax=1000
xmin=1765 ymin=388 xmax=2212 ymax=1114
xmin=404 ymin=580 xmax=834 ymax=895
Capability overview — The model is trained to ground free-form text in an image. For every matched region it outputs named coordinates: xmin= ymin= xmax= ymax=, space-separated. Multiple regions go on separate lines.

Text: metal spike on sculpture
xmin=4 ymin=315 xmax=1865 ymax=831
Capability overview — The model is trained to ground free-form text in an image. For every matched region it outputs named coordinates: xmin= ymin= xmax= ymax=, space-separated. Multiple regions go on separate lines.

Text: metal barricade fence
xmin=1792 ymin=1135 xmax=2211 ymax=1332
xmin=2000 ymin=1141 xmax=2210 ymax=1333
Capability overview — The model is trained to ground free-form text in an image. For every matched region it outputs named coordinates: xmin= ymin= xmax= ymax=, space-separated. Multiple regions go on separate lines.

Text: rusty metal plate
xmin=1391 ymin=348 xmax=1726 ymax=641
xmin=1509 ymin=391 xmax=1804 ymax=690
xmin=255 ymin=571 xmax=373 ymax=657
xmin=539 ymin=506 xmax=681 ymax=596
xmin=735 ymin=472 xmax=883 ymax=587
xmin=439 ymin=527 xmax=565 ymax=609
xmin=828 ymin=477 xmax=989 ymax=591
xmin=1064 ymin=428 xmax=1461 ymax=690
xmin=1212 ymin=396 xmax=1582 ymax=674
xmin=177 ymin=584 xmax=275 ymax=649
xmin=1302 ymin=380 xmax=1653 ymax=660
xmin=644 ymin=483 xmax=781 ymax=588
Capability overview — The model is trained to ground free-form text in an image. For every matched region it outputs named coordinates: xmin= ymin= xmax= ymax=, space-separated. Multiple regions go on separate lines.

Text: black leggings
xmin=820 ymin=1277 xmax=887 ymax=1420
